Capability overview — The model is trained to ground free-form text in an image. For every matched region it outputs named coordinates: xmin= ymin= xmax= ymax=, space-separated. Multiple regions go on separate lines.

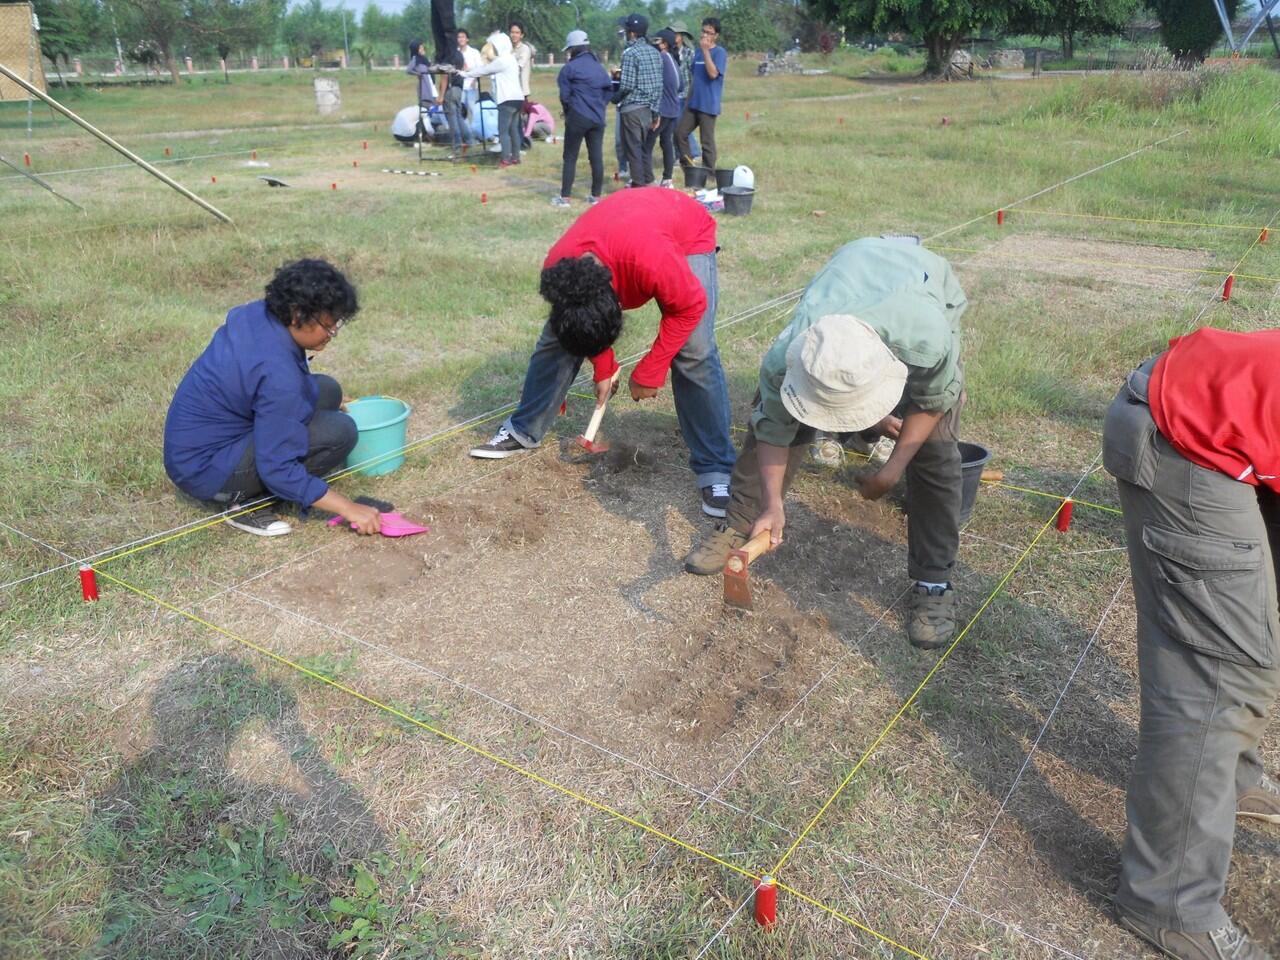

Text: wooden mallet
xmin=723 ymin=530 xmax=776 ymax=612
xmin=575 ymin=370 xmax=620 ymax=455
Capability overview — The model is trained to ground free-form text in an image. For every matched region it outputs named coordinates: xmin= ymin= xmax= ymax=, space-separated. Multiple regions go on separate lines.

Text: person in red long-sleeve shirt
xmin=470 ymin=188 xmax=736 ymax=517
xmin=1105 ymin=327 xmax=1280 ymax=960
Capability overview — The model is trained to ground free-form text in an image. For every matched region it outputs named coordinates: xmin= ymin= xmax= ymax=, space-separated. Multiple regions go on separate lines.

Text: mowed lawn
xmin=2 ymin=60 xmax=1279 ymax=959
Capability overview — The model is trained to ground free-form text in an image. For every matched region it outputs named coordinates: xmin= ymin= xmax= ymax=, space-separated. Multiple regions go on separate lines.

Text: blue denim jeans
xmin=504 ymin=251 xmax=735 ymax=488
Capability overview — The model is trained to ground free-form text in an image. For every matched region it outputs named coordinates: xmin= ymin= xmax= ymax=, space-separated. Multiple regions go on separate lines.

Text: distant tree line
xmin=28 ymin=0 xmax=1251 ymax=85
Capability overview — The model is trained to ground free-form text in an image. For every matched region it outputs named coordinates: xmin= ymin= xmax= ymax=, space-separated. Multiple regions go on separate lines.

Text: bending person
xmin=685 ymin=237 xmax=968 ymax=650
xmin=470 ymin=189 xmax=736 ymax=518
xmin=163 ymin=259 xmax=380 ymax=538
xmin=1106 ymin=329 xmax=1279 ymax=960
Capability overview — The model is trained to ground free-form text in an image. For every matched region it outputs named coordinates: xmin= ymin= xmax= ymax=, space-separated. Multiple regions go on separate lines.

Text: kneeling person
xmin=685 ymin=237 xmax=968 ymax=649
xmin=163 ymin=259 xmax=381 ymax=537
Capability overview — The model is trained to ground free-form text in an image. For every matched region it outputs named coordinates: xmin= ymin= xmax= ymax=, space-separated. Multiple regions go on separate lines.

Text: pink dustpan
xmin=327 ymin=511 xmax=430 ymax=538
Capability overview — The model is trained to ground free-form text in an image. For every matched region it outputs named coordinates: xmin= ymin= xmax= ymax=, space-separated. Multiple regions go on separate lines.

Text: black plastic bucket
xmin=714 ymin=167 xmax=735 ymax=189
xmin=682 ymin=165 xmax=710 ymax=188
xmin=958 ymin=441 xmax=993 ymax=525
xmin=722 ymin=186 xmax=755 ymax=216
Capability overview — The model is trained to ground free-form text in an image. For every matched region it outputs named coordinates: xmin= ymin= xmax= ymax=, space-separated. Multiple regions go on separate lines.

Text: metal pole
xmin=0 ymin=153 xmax=85 ymax=210
xmin=341 ymin=7 xmax=350 ymax=66
xmin=1267 ymin=14 xmax=1280 ymax=57
xmin=27 ymin=4 xmax=35 ymax=139
xmin=0 ymin=62 xmax=233 ymax=225
xmin=1211 ymin=0 xmax=1237 ymax=52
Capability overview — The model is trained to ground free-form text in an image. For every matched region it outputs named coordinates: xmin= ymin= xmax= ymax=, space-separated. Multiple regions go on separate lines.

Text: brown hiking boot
xmin=906 ymin=582 xmax=956 ymax=650
xmin=684 ymin=524 xmax=748 ymax=576
xmin=1117 ymin=909 xmax=1274 ymax=960
xmin=1238 ymin=774 xmax=1280 ymax=825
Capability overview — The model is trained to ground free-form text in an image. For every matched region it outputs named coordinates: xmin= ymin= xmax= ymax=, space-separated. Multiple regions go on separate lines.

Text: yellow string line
xmin=1018 ymin=208 xmax=1271 ymax=233
xmin=770 ymin=509 xmax=1061 ymax=877
xmin=983 ymin=479 xmax=1122 ymax=516
xmin=1221 ymin=205 xmax=1279 ymax=280
xmin=94 ymin=567 xmax=758 ymax=881
xmin=94 ymin=566 xmax=929 ymax=957
xmin=774 ymin=879 xmax=933 ymax=960
xmin=933 ymin=244 xmax=1280 ymax=284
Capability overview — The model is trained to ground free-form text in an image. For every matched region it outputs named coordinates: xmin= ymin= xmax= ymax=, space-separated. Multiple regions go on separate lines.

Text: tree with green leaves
xmin=280 ymin=0 xmax=345 ymax=61
xmin=808 ymin=0 xmax=1040 ymax=78
xmin=715 ymin=0 xmax=785 ymax=52
xmin=187 ymin=0 xmax=284 ymax=78
xmin=33 ymin=0 xmax=99 ymax=84
xmin=1012 ymin=0 xmax=1140 ymax=59
xmin=456 ymin=0 xmax=573 ymax=54
xmin=113 ymin=0 xmax=187 ymax=82
xmin=1150 ymin=0 xmax=1238 ymax=64
xmin=359 ymin=1 xmax=401 ymax=52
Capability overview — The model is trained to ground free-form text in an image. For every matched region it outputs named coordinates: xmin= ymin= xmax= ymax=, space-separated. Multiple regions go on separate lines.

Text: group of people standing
xmin=554 ymin=14 xmax=726 ymax=206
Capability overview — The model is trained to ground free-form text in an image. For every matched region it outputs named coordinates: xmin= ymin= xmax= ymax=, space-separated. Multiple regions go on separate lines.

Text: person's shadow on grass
xmin=89 ymin=654 xmax=386 ymax=957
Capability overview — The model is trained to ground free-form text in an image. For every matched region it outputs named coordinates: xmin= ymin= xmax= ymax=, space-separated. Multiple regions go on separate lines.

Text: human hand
xmin=872 ymin=414 xmax=902 ymax=440
xmin=595 ymin=369 xmax=622 ymax=405
xmin=629 ymin=374 xmax=659 ymax=401
xmin=857 ymin=467 xmax=900 ymax=501
xmin=651 ymin=118 xmax=660 ymax=131
xmin=750 ymin=501 xmax=786 ymax=547
xmin=700 ymin=34 xmax=714 ymax=52
xmin=344 ymin=502 xmax=382 ymax=535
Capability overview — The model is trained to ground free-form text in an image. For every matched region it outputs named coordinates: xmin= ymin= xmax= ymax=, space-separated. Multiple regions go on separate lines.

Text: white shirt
xmin=459 ymin=45 xmax=482 ymax=91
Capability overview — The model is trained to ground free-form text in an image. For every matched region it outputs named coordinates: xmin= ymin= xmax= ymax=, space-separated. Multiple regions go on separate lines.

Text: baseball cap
xmin=779 ymin=315 xmax=907 ymax=432
xmin=653 ymin=27 xmax=677 ymax=49
xmin=623 ymin=13 xmax=649 ymax=36
xmin=562 ymin=29 xmax=589 ymax=50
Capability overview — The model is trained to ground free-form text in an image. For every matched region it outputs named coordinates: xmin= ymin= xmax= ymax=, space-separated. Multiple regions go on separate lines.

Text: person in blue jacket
xmin=551 ymin=28 xmax=614 ymax=208
xmin=163 ymin=259 xmax=381 ymax=537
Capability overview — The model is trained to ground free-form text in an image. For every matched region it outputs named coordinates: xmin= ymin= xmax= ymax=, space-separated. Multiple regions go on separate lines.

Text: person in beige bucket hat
xmin=685 ymin=236 xmax=969 ymax=650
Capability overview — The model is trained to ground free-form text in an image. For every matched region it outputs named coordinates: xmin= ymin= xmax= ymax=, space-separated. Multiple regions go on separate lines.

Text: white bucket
xmin=314 ymin=77 xmax=341 ymax=115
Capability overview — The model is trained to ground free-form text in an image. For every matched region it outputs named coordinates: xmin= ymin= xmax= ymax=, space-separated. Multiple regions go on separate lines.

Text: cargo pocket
xmin=1103 ymin=394 xmax=1157 ymax=490
xmin=1142 ymin=524 xmax=1274 ymax=668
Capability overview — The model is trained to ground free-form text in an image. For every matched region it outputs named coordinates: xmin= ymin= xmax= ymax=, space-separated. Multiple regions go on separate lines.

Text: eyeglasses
xmin=701 ymin=28 xmax=717 ymax=36
xmin=317 ymin=316 xmax=346 ymax=339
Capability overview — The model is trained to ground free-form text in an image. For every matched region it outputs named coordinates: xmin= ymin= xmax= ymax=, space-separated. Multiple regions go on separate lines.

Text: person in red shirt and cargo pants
xmin=469 ymin=188 xmax=736 ymax=517
xmin=1105 ymin=327 xmax=1280 ymax=960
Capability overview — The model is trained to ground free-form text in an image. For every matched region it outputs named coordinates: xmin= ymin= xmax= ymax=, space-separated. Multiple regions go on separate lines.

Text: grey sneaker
xmin=469 ymin=425 xmax=530 ymax=459
xmin=1238 ymin=773 xmax=1280 ymax=824
xmin=684 ymin=523 xmax=748 ymax=575
xmin=550 ymin=195 xmax=571 ymax=208
xmin=906 ymin=582 xmax=956 ymax=650
xmin=225 ymin=507 xmax=291 ymax=537
xmin=700 ymin=482 xmax=730 ymax=518
xmin=1117 ymin=909 xmax=1274 ymax=960
xmin=587 ymin=195 xmax=601 ymax=205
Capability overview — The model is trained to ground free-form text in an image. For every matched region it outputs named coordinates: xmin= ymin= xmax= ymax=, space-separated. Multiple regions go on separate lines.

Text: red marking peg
xmin=996 ymin=209 xmax=1005 ymax=226
xmin=613 ymin=171 xmax=620 ymax=182
xmin=754 ymin=876 xmax=777 ymax=927
xmin=331 ymin=182 xmax=337 ymax=190
xmin=352 ymin=159 xmax=358 ymax=167
xmin=79 ymin=564 xmax=99 ymax=602
xmin=1260 ymin=228 xmax=1269 ymax=244
xmin=461 ymin=144 xmax=469 ymax=155
xmin=211 ymin=175 xmax=216 ymax=183
xmin=480 ymin=192 xmax=487 ymax=205
xmin=250 ymin=149 xmax=257 ymax=160
xmin=838 ymin=117 xmax=844 ymax=124
xmin=559 ymin=401 xmax=567 ymax=416
xmin=1222 ymin=274 xmax=1235 ymax=301
xmin=941 ymin=116 xmax=951 ymax=125
xmin=470 ymin=164 xmax=477 ymax=174
xmin=1055 ymin=499 xmax=1074 ymax=532
xmin=23 ymin=152 xmax=30 ymax=166
xmin=362 ymin=140 xmax=368 ymax=149
xmin=745 ymin=111 xmax=750 ymax=121
xmin=164 ymin=147 xmax=171 ymax=157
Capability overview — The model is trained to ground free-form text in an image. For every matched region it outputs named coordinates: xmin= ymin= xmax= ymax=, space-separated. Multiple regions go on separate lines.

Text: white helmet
xmin=732 ymin=165 xmax=754 ymax=189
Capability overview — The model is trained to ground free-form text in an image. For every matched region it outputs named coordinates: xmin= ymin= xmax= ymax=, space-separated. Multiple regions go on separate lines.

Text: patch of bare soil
xmin=955 ymin=232 xmax=1215 ymax=291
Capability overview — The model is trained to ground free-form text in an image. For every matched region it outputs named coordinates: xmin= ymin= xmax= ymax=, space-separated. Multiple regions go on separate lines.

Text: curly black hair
xmin=263 ymin=259 xmax=359 ymax=328
xmin=539 ymin=256 xmax=622 ymax=358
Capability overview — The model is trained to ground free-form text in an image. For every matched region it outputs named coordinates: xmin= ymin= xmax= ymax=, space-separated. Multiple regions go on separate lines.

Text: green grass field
xmin=2 ymin=60 xmax=1278 ymax=959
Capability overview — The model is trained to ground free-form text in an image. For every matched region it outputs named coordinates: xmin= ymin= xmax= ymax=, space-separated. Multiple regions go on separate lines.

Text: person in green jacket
xmin=685 ymin=236 xmax=969 ymax=650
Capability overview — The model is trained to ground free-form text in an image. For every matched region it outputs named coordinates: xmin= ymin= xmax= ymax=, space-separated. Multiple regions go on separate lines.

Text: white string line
xmin=924 ymin=575 xmax=1129 ymax=952
xmin=202 ymin=569 xmax=1084 ymax=960
xmin=926 ymin=129 xmax=1191 ymax=244
xmin=0 ymin=293 xmax=800 ymax=594
xmin=0 ymin=148 xmax=258 ymax=182
xmin=649 ymin=583 xmax=915 ymax=872
xmin=0 ymin=519 xmax=77 ymax=562
xmin=692 ymin=891 xmax=754 ymax=960
xmin=2 ymin=125 xmax=1191 ymax=593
